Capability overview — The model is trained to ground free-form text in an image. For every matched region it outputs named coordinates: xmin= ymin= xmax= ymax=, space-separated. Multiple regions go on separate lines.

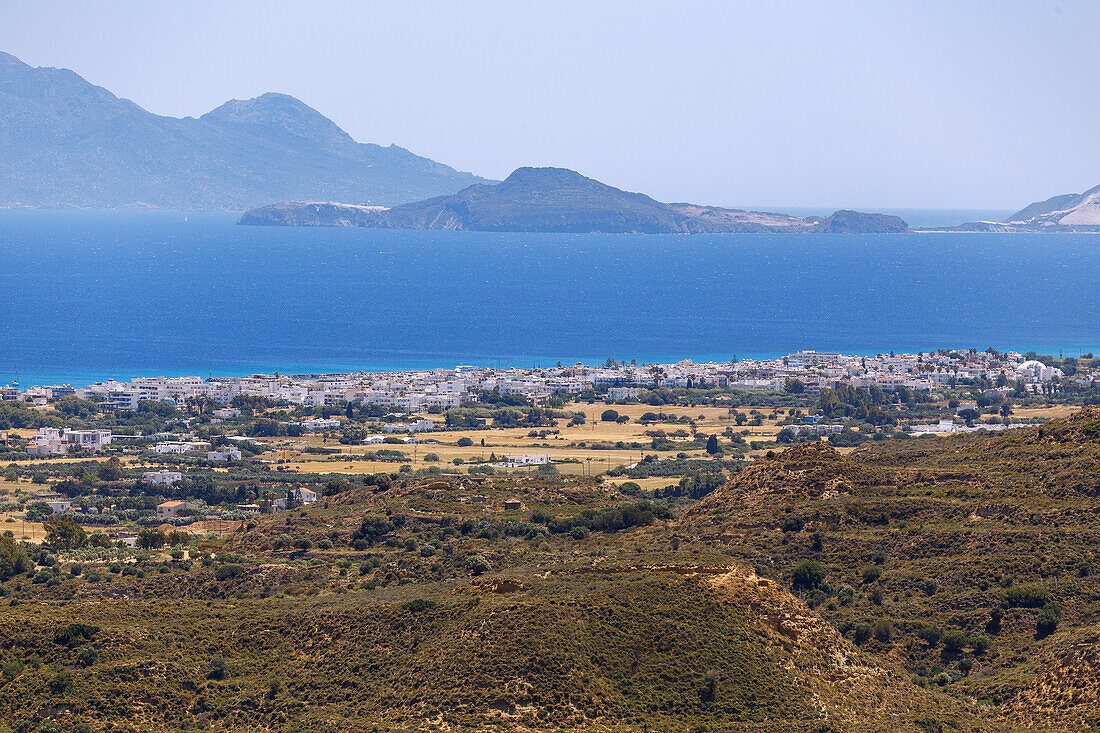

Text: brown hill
xmin=671 ymin=410 xmax=1100 ymax=731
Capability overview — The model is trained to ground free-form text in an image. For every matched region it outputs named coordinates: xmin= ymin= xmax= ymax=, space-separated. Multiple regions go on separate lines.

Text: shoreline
xmin=7 ymin=343 xmax=1098 ymax=391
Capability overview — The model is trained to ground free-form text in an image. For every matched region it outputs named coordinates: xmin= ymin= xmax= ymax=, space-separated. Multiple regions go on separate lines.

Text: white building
xmin=144 ymin=470 xmax=183 ymax=485
xmin=291 ymin=487 xmax=318 ymax=504
xmin=382 ymin=419 xmax=435 ymax=433
xmin=155 ymin=441 xmax=212 ymax=456
xmin=26 ymin=428 xmax=112 ymax=456
xmin=207 ymin=447 xmax=242 ymax=461
xmin=46 ymin=499 xmax=73 ymax=514
xmin=504 ymin=454 xmax=552 ymax=467
xmin=63 ymin=429 xmax=113 ymax=452
xmin=295 ymin=418 xmax=341 ymax=431
xmin=787 ymin=423 xmax=844 ymax=436
xmin=157 ymin=500 xmax=197 ymax=517
xmin=1016 ymin=360 xmax=1063 ymax=382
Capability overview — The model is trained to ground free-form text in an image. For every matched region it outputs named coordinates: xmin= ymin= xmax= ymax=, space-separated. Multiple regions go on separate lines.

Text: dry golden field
xmin=257 ymin=401 xmax=789 ymax=476
xmin=0 ymin=511 xmax=46 ymax=542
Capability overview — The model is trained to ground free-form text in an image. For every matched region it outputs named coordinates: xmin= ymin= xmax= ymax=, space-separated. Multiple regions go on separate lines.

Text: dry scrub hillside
xmin=673 ymin=410 xmax=1100 ymax=731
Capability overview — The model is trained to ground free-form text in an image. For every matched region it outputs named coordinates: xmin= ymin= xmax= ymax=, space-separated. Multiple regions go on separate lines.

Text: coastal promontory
xmin=239 ymin=167 xmax=911 ymax=234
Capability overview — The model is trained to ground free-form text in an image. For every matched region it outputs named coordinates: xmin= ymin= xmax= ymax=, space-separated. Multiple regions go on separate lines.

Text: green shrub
xmin=969 ymin=635 xmax=992 ymax=654
xmin=1036 ymin=603 xmax=1061 ymax=638
xmin=75 ymin=645 xmax=99 ymax=666
xmin=1004 ymin=584 xmax=1050 ymax=608
xmin=465 ymin=554 xmax=491 ymax=576
xmin=206 ymin=656 xmax=227 ymax=679
xmin=401 ymin=598 xmax=437 ymax=613
xmin=791 ymin=560 xmax=825 ymax=591
xmin=0 ymin=535 xmax=30 ymax=581
xmin=528 ymin=506 xmax=554 ymax=524
xmin=781 ymin=515 xmax=806 ymax=533
xmin=618 ymin=481 xmax=641 ymax=495
xmin=2 ymin=658 xmax=23 ymax=679
xmin=916 ymin=626 xmax=942 ymax=646
xmin=351 ymin=514 xmax=395 ymax=548
xmin=49 ymin=671 xmax=73 ymax=693
xmin=215 ymin=564 xmax=245 ymax=581
xmin=862 ymin=566 xmax=882 ymax=583
xmin=55 ymin=623 xmax=98 ymax=647
xmin=986 ymin=607 xmax=1003 ymax=634
xmin=941 ymin=630 xmax=968 ymax=653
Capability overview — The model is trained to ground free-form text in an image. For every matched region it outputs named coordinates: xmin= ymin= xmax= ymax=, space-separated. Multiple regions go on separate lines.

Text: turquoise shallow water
xmin=1 ymin=210 xmax=1098 ymax=386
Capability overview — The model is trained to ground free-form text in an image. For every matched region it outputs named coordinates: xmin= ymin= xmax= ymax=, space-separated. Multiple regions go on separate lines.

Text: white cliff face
xmin=1006 ymin=183 xmax=1100 ymax=227
xmin=1055 ymin=188 xmax=1100 ymax=225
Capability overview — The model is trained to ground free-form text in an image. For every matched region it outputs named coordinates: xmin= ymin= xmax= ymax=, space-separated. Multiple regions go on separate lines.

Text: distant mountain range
xmin=929 ymin=184 xmax=1100 ymax=232
xmin=4 ymin=50 xmax=1094 ymax=234
xmin=0 ymin=51 xmax=488 ymax=210
xmin=240 ymin=167 xmax=911 ymax=234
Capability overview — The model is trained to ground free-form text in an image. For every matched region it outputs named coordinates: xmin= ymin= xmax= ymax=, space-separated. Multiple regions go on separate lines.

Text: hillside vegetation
xmin=5 ymin=410 xmax=1100 ymax=731
xmin=678 ymin=408 xmax=1100 ymax=730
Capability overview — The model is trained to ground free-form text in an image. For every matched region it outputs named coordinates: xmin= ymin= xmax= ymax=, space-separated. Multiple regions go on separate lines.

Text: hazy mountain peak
xmin=0 ymin=51 xmax=489 ymax=209
xmin=0 ymin=50 xmax=30 ymax=68
xmin=503 ymin=166 xmax=593 ymax=184
xmin=201 ymin=92 xmax=354 ymax=148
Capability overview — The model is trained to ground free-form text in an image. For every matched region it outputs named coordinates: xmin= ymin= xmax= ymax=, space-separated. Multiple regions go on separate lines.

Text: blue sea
xmin=1 ymin=210 xmax=1098 ymax=387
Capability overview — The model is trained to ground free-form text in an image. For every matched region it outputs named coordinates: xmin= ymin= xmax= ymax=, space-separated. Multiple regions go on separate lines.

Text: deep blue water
xmin=1 ymin=210 xmax=1098 ymax=387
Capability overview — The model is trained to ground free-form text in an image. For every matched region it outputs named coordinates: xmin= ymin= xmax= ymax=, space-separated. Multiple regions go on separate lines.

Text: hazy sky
xmin=3 ymin=1 xmax=1097 ymax=208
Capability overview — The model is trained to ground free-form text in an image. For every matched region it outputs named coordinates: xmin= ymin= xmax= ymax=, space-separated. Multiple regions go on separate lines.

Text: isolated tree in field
xmin=958 ymin=408 xmax=980 ymax=427
xmin=137 ymin=527 xmax=166 ymax=550
xmin=45 ymin=516 xmax=86 ymax=550
xmin=705 ymin=435 xmax=720 ymax=454
xmin=0 ymin=535 xmax=31 ymax=581
xmin=23 ymin=501 xmax=52 ymax=523
xmin=97 ymin=457 xmax=124 ymax=481
xmin=601 ymin=409 xmax=619 ymax=422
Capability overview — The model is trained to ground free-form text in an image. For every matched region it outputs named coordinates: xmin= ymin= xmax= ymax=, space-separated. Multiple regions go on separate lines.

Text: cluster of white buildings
xmin=26 ymin=427 xmax=113 ymax=456
xmin=153 ymin=441 xmax=241 ymax=461
xmin=5 ymin=350 xmax=1092 ymax=421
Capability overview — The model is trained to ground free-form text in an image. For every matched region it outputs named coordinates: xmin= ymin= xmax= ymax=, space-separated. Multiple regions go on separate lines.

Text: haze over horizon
xmin=3 ymin=0 xmax=1098 ymax=210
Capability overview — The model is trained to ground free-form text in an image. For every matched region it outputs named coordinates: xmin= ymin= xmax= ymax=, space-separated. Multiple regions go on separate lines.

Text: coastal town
xmin=4 ymin=347 xmax=1085 ymax=414
xmin=1 ymin=347 xmax=1094 ymax=542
